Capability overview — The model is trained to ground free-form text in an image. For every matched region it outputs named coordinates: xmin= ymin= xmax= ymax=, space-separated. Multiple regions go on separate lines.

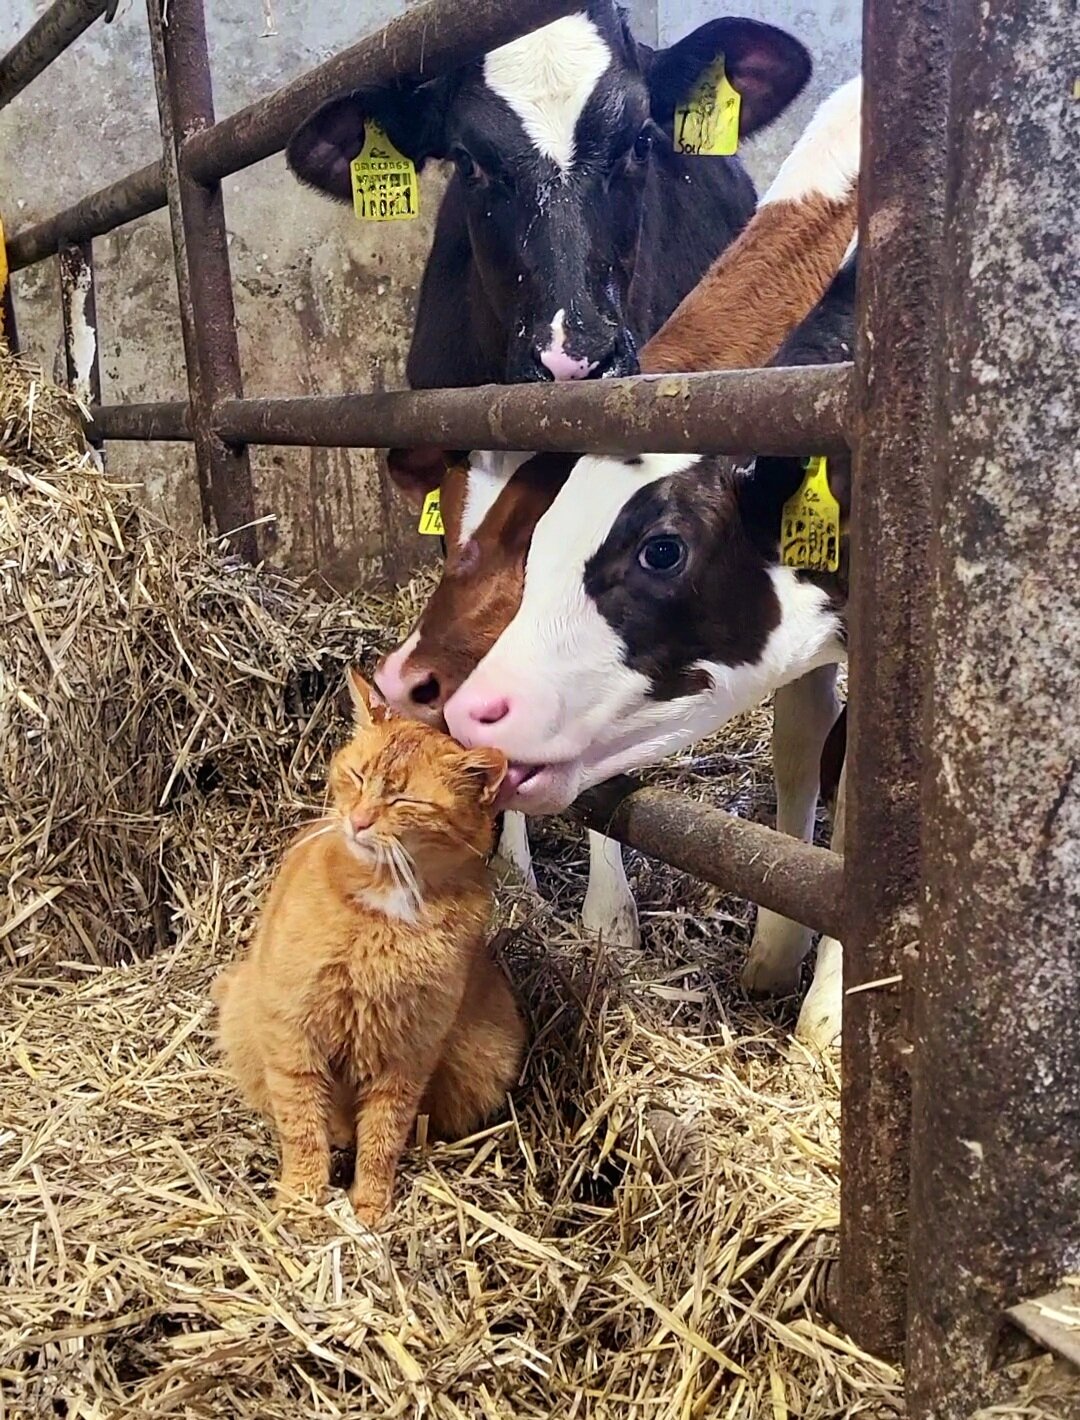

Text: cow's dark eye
xmin=452 ymin=148 xmax=482 ymax=184
xmin=638 ymin=534 xmax=686 ymax=574
xmin=632 ymin=126 xmax=653 ymax=163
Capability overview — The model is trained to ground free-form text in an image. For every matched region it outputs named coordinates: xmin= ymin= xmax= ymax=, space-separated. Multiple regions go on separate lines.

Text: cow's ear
xmin=386 ymin=447 xmax=465 ymax=507
xmin=286 ymin=80 xmax=451 ymax=202
xmin=737 ymin=454 xmax=852 ymax=552
xmin=645 ymin=19 xmax=811 ymax=139
xmin=737 ymin=456 xmax=807 ymax=549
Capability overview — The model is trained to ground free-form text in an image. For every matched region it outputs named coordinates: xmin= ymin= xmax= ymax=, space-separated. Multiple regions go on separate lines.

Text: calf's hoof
xmin=581 ymin=895 xmax=641 ymax=951
xmin=491 ymin=851 xmax=538 ymax=894
xmin=741 ymin=914 xmax=813 ymax=997
xmin=793 ymin=1008 xmax=842 ymax=1054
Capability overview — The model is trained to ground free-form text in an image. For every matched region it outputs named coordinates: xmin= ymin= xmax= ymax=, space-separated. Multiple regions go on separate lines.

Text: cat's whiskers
xmin=388 ymin=840 xmax=422 ymax=908
xmin=366 ymin=836 xmax=407 ymax=900
xmin=387 ymin=841 xmax=416 ymax=901
xmin=293 ymin=819 xmax=340 ymax=849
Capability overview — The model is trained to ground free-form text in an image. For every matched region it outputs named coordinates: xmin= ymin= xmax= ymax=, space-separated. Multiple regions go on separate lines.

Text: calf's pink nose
xmin=470 ymin=697 xmax=510 ymax=726
xmin=376 ymin=649 xmax=441 ymax=712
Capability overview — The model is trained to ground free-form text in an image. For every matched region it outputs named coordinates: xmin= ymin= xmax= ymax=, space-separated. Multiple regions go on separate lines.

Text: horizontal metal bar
xmin=5 ymin=0 xmax=576 ymax=269
xmin=88 ymin=400 xmax=192 ymax=440
xmin=0 ymin=0 xmax=109 ymax=113
xmin=1005 ymin=1292 xmax=1080 ymax=1372
xmin=6 ymin=161 xmax=166 ymax=272
xmin=217 ymin=366 xmax=852 ymax=454
xmin=573 ymin=777 xmax=845 ymax=942
xmin=183 ymin=0 xmax=580 ymax=186
xmin=87 ymin=366 xmax=852 ymax=455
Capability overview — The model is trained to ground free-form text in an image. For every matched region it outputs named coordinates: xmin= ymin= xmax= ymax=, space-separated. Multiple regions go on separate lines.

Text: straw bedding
xmin=0 ymin=348 xmax=1071 ymax=1418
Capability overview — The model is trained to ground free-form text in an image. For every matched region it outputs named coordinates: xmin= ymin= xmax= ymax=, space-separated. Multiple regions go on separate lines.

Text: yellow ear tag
xmin=418 ymin=488 xmax=445 ymax=536
xmin=674 ymin=58 xmax=741 ymax=157
xmin=350 ymin=121 xmax=419 ymax=222
xmin=780 ymin=456 xmax=841 ymax=573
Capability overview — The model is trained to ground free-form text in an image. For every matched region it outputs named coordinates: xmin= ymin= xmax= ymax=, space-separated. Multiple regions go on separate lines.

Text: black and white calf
xmin=288 ymin=3 xmax=813 ymax=949
xmin=288 ymin=6 xmax=811 ymax=388
xmin=445 ymin=260 xmax=857 ymax=1047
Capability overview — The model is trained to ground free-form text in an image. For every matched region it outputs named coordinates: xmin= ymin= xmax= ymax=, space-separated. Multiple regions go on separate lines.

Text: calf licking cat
xmin=286 ymin=3 xmax=815 ymax=952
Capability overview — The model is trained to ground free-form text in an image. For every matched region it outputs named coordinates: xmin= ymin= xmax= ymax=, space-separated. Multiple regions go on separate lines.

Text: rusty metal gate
xmin=1 ymin=1 xmax=1075 ymax=1414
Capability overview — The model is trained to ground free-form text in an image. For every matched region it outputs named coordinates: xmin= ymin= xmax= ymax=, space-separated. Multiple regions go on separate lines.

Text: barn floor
xmin=2 ymin=752 xmax=904 ymax=1420
xmin=2 ymin=351 xmax=1076 ymax=1419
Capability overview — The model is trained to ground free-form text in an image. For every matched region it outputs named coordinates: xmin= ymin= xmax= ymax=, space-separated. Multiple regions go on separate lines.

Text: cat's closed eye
xmin=345 ymin=767 xmax=365 ymax=787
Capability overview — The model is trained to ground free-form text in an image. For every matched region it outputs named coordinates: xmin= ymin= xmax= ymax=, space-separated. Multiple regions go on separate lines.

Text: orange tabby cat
xmin=213 ymin=668 xmax=525 ymax=1225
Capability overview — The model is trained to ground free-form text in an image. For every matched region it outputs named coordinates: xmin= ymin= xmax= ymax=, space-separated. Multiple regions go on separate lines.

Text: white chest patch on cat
xmin=354 ymin=882 xmax=424 ymax=924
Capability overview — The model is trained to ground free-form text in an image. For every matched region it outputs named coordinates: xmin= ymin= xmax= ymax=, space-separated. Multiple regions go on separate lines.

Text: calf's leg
xmin=582 ymin=831 xmax=640 ymax=950
xmin=795 ymin=755 xmax=846 ymax=1049
xmin=742 ymin=666 xmax=840 ymax=995
xmin=492 ymin=810 xmax=537 ymax=890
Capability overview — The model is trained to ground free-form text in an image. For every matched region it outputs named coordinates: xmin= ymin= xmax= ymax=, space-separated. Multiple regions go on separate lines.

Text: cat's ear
xmin=460 ymin=747 xmax=508 ymax=806
xmin=346 ymin=666 xmax=389 ymax=728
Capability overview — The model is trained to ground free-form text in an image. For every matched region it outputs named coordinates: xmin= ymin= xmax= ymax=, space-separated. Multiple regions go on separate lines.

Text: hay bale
xmin=0 ymin=346 xmax=388 ymax=967
xmin=0 ymin=902 xmax=912 ymax=1418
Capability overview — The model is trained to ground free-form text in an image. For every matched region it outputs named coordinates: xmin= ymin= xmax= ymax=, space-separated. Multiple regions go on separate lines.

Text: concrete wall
xmin=657 ymin=0 xmax=862 ymax=191
xmin=0 ymin=0 xmax=855 ymax=588
xmin=1 ymin=0 xmax=442 ymax=588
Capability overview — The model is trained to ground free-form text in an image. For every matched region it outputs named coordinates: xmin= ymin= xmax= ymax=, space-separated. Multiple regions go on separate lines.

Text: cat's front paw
xmin=275 ymin=1173 xmax=330 ymax=1208
xmin=348 ymin=1185 xmax=390 ymax=1229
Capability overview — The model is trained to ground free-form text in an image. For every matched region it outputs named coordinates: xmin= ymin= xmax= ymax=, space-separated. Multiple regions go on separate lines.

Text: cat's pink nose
xmin=351 ymin=807 xmax=377 ymax=832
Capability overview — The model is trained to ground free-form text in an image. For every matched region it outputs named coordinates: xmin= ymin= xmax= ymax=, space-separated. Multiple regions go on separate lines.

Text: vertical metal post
xmin=835 ymin=0 xmax=952 ymax=1359
xmin=59 ymin=242 xmax=103 ymax=407
xmin=905 ymin=0 xmax=1079 ymax=1409
xmin=0 ymin=209 xmax=18 ymax=351
xmin=145 ymin=0 xmax=256 ymax=560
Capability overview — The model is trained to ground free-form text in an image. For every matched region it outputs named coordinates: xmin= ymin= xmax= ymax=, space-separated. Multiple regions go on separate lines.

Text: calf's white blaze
xmin=484 ymin=13 xmax=612 ymax=173
xmin=459 ymin=451 xmax=533 ymax=545
xmin=376 ymin=627 xmax=422 ymax=708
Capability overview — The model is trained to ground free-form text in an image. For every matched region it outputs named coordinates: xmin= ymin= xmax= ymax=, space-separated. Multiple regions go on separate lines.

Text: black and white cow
xmin=444 ymin=258 xmax=858 ymax=1048
xmin=287 ymin=4 xmax=813 ymax=951
xmin=287 ymin=5 xmax=811 ymax=388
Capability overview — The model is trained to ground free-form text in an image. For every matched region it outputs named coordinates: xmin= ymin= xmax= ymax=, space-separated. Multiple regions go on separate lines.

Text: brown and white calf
xmin=377 ymin=76 xmax=860 ymax=1025
xmin=444 ymin=254 xmax=857 ymax=1046
xmin=287 ymin=5 xmax=815 ymax=946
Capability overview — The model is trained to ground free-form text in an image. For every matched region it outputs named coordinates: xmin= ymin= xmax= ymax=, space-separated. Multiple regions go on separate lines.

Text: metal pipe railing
xmin=4 ymin=0 xmax=579 ymax=271
xmin=182 ymin=0 xmax=581 ymax=187
xmin=833 ymin=0 xmax=950 ymax=1361
xmin=5 ymin=161 xmax=166 ymax=273
xmin=87 ymin=365 xmax=853 ymax=456
xmin=0 ymin=0 xmax=111 ymax=113
xmin=146 ymin=0 xmax=255 ymax=555
xmin=905 ymin=0 xmax=1079 ymax=1409
xmin=574 ymin=778 xmax=845 ymax=942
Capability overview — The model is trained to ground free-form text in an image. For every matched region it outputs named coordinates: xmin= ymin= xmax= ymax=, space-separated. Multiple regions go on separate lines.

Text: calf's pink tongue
xmin=496 ymin=763 xmax=542 ymax=809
